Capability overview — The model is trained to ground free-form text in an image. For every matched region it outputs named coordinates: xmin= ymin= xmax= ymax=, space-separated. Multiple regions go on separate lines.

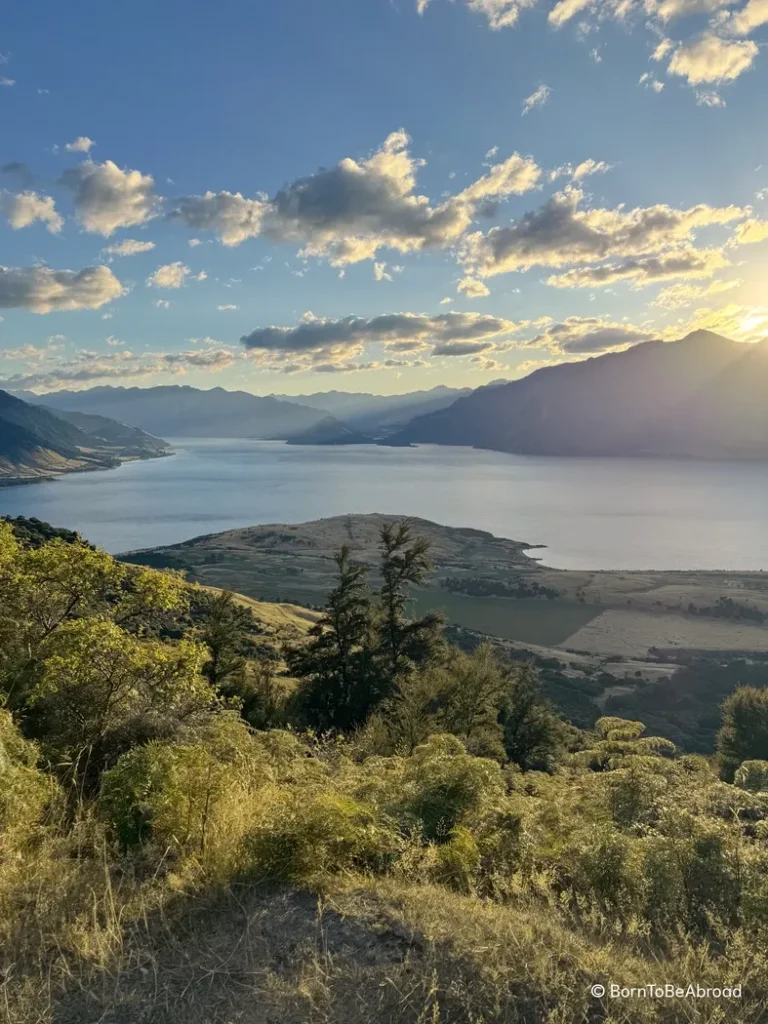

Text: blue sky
xmin=1 ymin=0 xmax=767 ymax=395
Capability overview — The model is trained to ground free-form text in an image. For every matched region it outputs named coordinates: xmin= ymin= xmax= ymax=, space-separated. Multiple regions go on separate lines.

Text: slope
xmin=388 ymin=332 xmax=768 ymax=459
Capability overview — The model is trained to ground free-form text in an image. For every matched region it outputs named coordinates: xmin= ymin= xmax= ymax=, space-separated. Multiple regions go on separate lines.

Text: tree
xmin=377 ymin=521 xmax=444 ymax=690
xmin=500 ymin=664 xmax=565 ymax=771
xmin=287 ymin=546 xmax=378 ymax=730
xmin=717 ymin=686 xmax=768 ymax=781
xmin=196 ymin=589 xmax=252 ymax=693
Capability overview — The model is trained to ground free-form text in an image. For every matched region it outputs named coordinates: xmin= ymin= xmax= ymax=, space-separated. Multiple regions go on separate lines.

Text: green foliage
xmin=0 ymin=710 xmax=58 ymax=853
xmin=735 ymin=759 xmax=768 ymax=792
xmin=717 ymin=685 xmax=768 ymax=781
xmin=501 ymin=665 xmax=566 ymax=770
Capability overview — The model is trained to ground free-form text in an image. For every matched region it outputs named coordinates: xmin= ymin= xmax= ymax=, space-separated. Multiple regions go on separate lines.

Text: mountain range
xmin=0 ymin=390 xmax=170 ymax=483
xmin=273 ymin=385 xmax=473 ymax=434
xmin=21 ymin=385 xmax=337 ymax=440
xmin=387 ymin=332 xmax=768 ymax=459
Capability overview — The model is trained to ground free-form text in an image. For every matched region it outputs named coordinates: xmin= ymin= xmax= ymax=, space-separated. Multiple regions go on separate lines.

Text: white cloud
xmin=695 ymin=89 xmax=726 ymax=106
xmin=154 ymin=299 xmax=172 ymax=309
xmin=651 ymin=278 xmax=740 ymax=308
xmin=522 ymin=84 xmax=552 ymax=115
xmin=0 ymin=77 xmax=15 ymax=87
xmin=418 ymin=0 xmax=538 ymax=27
xmin=0 ymin=264 xmax=123 ymax=314
xmin=374 ymin=261 xmax=393 ymax=282
xmin=731 ymin=218 xmax=768 ymax=245
xmin=188 ymin=238 xmax=203 ymax=247
xmin=457 ymin=276 xmax=491 ymax=297
xmin=639 ymin=72 xmax=665 ymax=92
xmin=718 ymin=0 xmax=768 ymax=36
xmin=217 ymin=304 xmax=239 ymax=311
xmin=104 ymin=238 xmax=156 ymax=257
xmin=1 ymin=190 xmax=63 ymax=233
xmin=0 ymin=347 xmax=237 ymax=391
xmin=64 ymin=136 xmax=95 ymax=153
xmin=170 ymin=130 xmax=541 ymax=266
xmin=667 ymin=33 xmax=758 ymax=85
xmin=146 ymin=262 xmax=191 ymax=289
xmin=546 ymin=246 xmax=729 ymax=288
xmin=241 ymin=310 xmax=520 ymax=372
xmin=527 ymin=316 xmax=654 ymax=354
xmin=61 ymin=159 xmax=158 ymax=236
xmin=461 ymin=187 xmax=745 ymax=278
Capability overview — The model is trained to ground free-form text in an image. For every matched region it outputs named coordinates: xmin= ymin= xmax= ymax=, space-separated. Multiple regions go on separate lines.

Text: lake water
xmin=2 ymin=439 xmax=767 ymax=571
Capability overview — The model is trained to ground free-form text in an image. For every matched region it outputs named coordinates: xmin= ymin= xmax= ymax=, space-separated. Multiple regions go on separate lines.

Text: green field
xmin=412 ymin=591 xmax=603 ymax=646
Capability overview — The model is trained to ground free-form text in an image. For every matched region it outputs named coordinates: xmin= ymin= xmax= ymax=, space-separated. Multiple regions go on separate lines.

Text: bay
xmin=1 ymin=439 xmax=767 ymax=571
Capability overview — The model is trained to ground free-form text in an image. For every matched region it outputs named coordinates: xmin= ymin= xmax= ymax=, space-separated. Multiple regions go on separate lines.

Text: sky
xmin=1 ymin=0 xmax=768 ymax=397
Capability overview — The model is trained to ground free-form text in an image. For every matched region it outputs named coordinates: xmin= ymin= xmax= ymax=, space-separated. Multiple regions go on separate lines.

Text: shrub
xmin=735 ymin=759 xmax=768 ymax=793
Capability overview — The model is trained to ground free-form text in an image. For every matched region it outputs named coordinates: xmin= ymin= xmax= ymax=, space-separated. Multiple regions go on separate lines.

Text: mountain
xmin=40 ymin=408 xmax=170 ymax=458
xmin=387 ymin=332 xmax=768 ymax=459
xmin=285 ymin=416 xmax=375 ymax=446
xmin=0 ymin=390 xmax=168 ymax=483
xmin=27 ymin=385 xmax=338 ymax=440
xmin=273 ymin=385 xmax=473 ymax=435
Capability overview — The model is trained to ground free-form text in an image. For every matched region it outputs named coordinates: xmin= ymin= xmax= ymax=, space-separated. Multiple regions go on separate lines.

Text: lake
xmin=2 ymin=439 xmax=767 ymax=571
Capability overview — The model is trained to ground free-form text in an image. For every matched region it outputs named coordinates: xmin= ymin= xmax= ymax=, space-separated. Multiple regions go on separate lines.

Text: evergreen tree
xmin=196 ymin=590 xmax=252 ymax=693
xmin=717 ymin=685 xmax=768 ymax=781
xmin=287 ymin=546 xmax=377 ymax=730
xmin=377 ymin=521 xmax=444 ymax=691
xmin=500 ymin=664 xmax=565 ymax=771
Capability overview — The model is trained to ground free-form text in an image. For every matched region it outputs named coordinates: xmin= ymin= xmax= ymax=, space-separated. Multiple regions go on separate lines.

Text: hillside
xmin=274 ymin=385 xmax=473 ymax=435
xmin=27 ymin=385 xmax=343 ymax=440
xmin=43 ymin=407 xmax=170 ymax=457
xmin=388 ymin=332 xmax=768 ymax=459
xmin=285 ymin=416 xmax=375 ymax=446
xmin=2 ymin=516 xmax=768 ymax=1024
xmin=0 ymin=390 xmax=170 ymax=484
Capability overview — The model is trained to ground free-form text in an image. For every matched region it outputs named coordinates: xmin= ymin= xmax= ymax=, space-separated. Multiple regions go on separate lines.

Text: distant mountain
xmin=0 ymin=390 xmax=169 ymax=483
xmin=28 ymin=385 xmax=336 ymax=440
xmin=273 ymin=385 xmax=473 ymax=435
xmin=285 ymin=416 xmax=374 ymax=446
xmin=40 ymin=408 xmax=170 ymax=457
xmin=387 ymin=332 xmax=768 ymax=459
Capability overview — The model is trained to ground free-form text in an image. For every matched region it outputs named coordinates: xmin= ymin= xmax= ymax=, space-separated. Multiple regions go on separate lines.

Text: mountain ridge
xmin=387 ymin=332 xmax=768 ymax=459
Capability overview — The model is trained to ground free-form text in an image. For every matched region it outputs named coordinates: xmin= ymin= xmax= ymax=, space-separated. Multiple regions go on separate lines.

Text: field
xmin=413 ymin=591 xmax=602 ymax=646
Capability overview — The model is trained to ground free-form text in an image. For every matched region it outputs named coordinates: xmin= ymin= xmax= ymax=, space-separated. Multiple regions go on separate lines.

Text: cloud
xmin=457 ymin=275 xmax=491 ymax=297
xmin=527 ymin=316 xmax=654 ymax=354
xmin=146 ymin=262 xmax=192 ymax=288
xmin=0 ymin=77 xmax=14 ymax=87
xmin=0 ymin=264 xmax=123 ymax=314
xmin=667 ymin=34 xmax=758 ymax=85
xmin=651 ymin=277 xmax=740 ymax=308
xmin=64 ymin=136 xmax=95 ymax=153
xmin=522 ymin=84 xmax=552 ymax=115
xmin=217 ymin=304 xmax=239 ymax=311
xmin=0 ymin=347 xmax=237 ymax=392
xmin=718 ymin=0 xmax=768 ymax=36
xmin=1 ymin=190 xmax=63 ymax=233
xmin=653 ymin=0 xmax=733 ymax=20
xmin=418 ymin=0 xmax=537 ymax=27
xmin=432 ymin=340 xmax=495 ymax=356
xmin=374 ymin=261 xmax=393 ymax=281
xmin=170 ymin=130 xmax=541 ymax=266
xmin=461 ymin=187 xmax=744 ymax=278
xmin=639 ymin=72 xmax=665 ymax=92
xmin=695 ymin=89 xmax=726 ymax=106
xmin=154 ymin=299 xmax=172 ymax=309
xmin=545 ymin=246 xmax=729 ymax=288
xmin=60 ymin=159 xmax=158 ymax=236
xmin=242 ymin=310 xmax=518 ymax=352
xmin=241 ymin=311 xmax=519 ymax=373
xmin=104 ymin=238 xmax=156 ymax=257
xmin=731 ymin=218 xmax=768 ymax=245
